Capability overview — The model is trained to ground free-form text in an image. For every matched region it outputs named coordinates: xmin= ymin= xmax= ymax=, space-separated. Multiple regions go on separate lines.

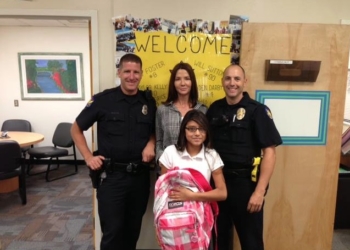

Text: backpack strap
xmin=185 ymin=168 xmax=219 ymax=250
xmin=184 ymin=168 xmax=219 ymax=215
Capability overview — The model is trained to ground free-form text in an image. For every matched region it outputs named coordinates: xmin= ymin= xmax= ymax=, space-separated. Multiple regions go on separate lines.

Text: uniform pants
xmin=97 ymin=170 xmax=150 ymax=250
xmin=216 ymin=175 xmax=264 ymax=250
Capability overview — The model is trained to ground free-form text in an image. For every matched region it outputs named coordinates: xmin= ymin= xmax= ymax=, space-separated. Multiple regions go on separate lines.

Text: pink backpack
xmin=153 ymin=168 xmax=218 ymax=250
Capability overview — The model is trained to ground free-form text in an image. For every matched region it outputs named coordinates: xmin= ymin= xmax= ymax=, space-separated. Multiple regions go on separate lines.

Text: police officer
xmin=71 ymin=53 xmax=156 ymax=250
xmin=207 ymin=64 xmax=282 ymax=250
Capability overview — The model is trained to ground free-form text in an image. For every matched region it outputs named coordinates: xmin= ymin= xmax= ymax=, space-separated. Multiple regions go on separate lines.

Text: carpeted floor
xmin=0 ymin=165 xmax=93 ymax=250
xmin=0 ymin=165 xmax=349 ymax=250
xmin=333 ymin=229 xmax=350 ymax=250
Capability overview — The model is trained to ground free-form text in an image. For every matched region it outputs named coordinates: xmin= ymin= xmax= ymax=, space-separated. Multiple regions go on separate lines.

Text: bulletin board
xmin=112 ymin=14 xmax=248 ymax=107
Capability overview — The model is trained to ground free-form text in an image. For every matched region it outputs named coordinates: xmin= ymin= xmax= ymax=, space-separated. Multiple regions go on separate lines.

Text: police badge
xmin=236 ymin=108 xmax=246 ymax=120
xmin=142 ymin=105 xmax=148 ymax=115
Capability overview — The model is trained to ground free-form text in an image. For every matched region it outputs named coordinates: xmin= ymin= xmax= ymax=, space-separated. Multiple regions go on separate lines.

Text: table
xmin=0 ymin=131 xmax=44 ymax=193
xmin=0 ymin=131 xmax=44 ymax=147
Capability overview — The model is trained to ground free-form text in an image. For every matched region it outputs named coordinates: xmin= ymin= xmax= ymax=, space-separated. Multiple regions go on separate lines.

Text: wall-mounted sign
xmin=265 ymin=60 xmax=321 ymax=82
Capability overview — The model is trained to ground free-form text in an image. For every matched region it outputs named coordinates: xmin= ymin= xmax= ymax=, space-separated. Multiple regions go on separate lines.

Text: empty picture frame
xmin=256 ymin=90 xmax=330 ymax=145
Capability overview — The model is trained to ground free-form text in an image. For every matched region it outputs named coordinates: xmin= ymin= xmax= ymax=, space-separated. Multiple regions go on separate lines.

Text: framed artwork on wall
xmin=18 ymin=52 xmax=84 ymax=100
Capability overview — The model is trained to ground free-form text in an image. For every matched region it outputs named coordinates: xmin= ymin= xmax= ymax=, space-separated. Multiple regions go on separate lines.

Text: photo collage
xmin=113 ymin=14 xmax=249 ymax=73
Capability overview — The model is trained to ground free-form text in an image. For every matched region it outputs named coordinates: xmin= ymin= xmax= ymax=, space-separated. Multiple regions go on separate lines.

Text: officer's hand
xmin=142 ymin=143 xmax=155 ymax=163
xmin=85 ymin=155 xmax=105 ymax=170
xmin=247 ymin=191 xmax=264 ymax=213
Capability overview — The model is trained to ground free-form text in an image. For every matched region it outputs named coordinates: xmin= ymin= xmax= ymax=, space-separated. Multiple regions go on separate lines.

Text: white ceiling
xmin=0 ymin=18 xmax=89 ymax=28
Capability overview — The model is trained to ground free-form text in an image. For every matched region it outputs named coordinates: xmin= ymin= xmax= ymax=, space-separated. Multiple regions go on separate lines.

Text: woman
xmin=156 ymin=62 xmax=207 ymax=165
xmin=155 ymin=110 xmax=227 ymax=250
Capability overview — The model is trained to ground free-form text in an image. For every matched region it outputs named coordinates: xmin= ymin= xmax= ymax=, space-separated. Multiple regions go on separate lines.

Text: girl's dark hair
xmin=163 ymin=62 xmax=199 ymax=108
xmin=176 ymin=110 xmax=212 ymax=151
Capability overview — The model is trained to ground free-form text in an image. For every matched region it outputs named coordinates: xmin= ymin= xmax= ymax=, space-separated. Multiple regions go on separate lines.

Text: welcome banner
xmin=113 ymin=15 xmax=248 ymax=106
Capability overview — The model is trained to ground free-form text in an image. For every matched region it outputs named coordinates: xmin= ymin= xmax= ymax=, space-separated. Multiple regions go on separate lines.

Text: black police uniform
xmin=207 ymin=92 xmax=282 ymax=250
xmin=75 ymin=86 xmax=156 ymax=250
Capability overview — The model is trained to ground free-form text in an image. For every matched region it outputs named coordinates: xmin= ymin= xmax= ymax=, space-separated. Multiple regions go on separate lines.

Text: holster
xmin=89 ymin=150 xmax=105 ymax=189
xmin=89 ymin=168 xmax=103 ymax=189
xmin=251 ymin=157 xmax=261 ymax=182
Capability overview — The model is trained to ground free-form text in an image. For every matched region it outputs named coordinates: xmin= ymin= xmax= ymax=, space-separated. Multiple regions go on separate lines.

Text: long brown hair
xmin=163 ymin=62 xmax=199 ymax=108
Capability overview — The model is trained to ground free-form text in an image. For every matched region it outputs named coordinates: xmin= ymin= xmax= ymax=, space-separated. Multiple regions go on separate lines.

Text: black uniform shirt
xmin=207 ymin=92 xmax=282 ymax=165
xmin=76 ymin=86 xmax=156 ymax=162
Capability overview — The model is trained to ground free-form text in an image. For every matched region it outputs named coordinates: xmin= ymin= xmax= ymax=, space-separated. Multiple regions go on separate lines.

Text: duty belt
xmin=223 ymin=157 xmax=262 ymax=182
xmin=223 ymin=168 xmax=251 ymax=177
xmin=105 ymin=159 xmax=149 ymax=174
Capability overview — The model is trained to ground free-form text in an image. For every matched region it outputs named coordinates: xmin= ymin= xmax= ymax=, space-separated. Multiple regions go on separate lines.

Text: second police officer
xmin=207 ymin=64 xmax=282 ymax=250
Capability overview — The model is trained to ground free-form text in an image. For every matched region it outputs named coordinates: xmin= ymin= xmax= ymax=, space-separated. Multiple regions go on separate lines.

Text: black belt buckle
xmin=126 ymin=163 xmax=137 ymax=173
xmin=104 ymin=159 xmax=113 ymax=173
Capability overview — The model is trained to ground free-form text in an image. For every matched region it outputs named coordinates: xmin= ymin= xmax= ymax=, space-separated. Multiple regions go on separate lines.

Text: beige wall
xmin=0 ymin=0 xmax=114 ymax=91
xmin=0 ymin=26 xmax=91 ymax=159
xmin=1 ymin=1 xmax=350 ymax=249
xmin=1 ymin=0 xmax=350 ymax=91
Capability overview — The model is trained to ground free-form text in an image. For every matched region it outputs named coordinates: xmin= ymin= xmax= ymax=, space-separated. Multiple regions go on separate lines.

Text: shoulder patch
xmin=86 ymin=97 xmax=94 ymax=107
xmin=266 ymin=108 xmax=273 ymax=119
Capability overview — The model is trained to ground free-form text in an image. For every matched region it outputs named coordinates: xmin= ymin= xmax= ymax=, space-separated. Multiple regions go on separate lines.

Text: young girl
xmin=158 ymin=109 xmax=226 ymax=201
xmin=155 ymin=110 xmax=227 ymax=250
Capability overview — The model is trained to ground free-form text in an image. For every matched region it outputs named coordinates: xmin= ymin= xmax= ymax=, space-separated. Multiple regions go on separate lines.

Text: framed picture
xmin=256 ymin=90 xmax=330 ymax=145
xmin=18 ymin=52 xmax=84 ymax=100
